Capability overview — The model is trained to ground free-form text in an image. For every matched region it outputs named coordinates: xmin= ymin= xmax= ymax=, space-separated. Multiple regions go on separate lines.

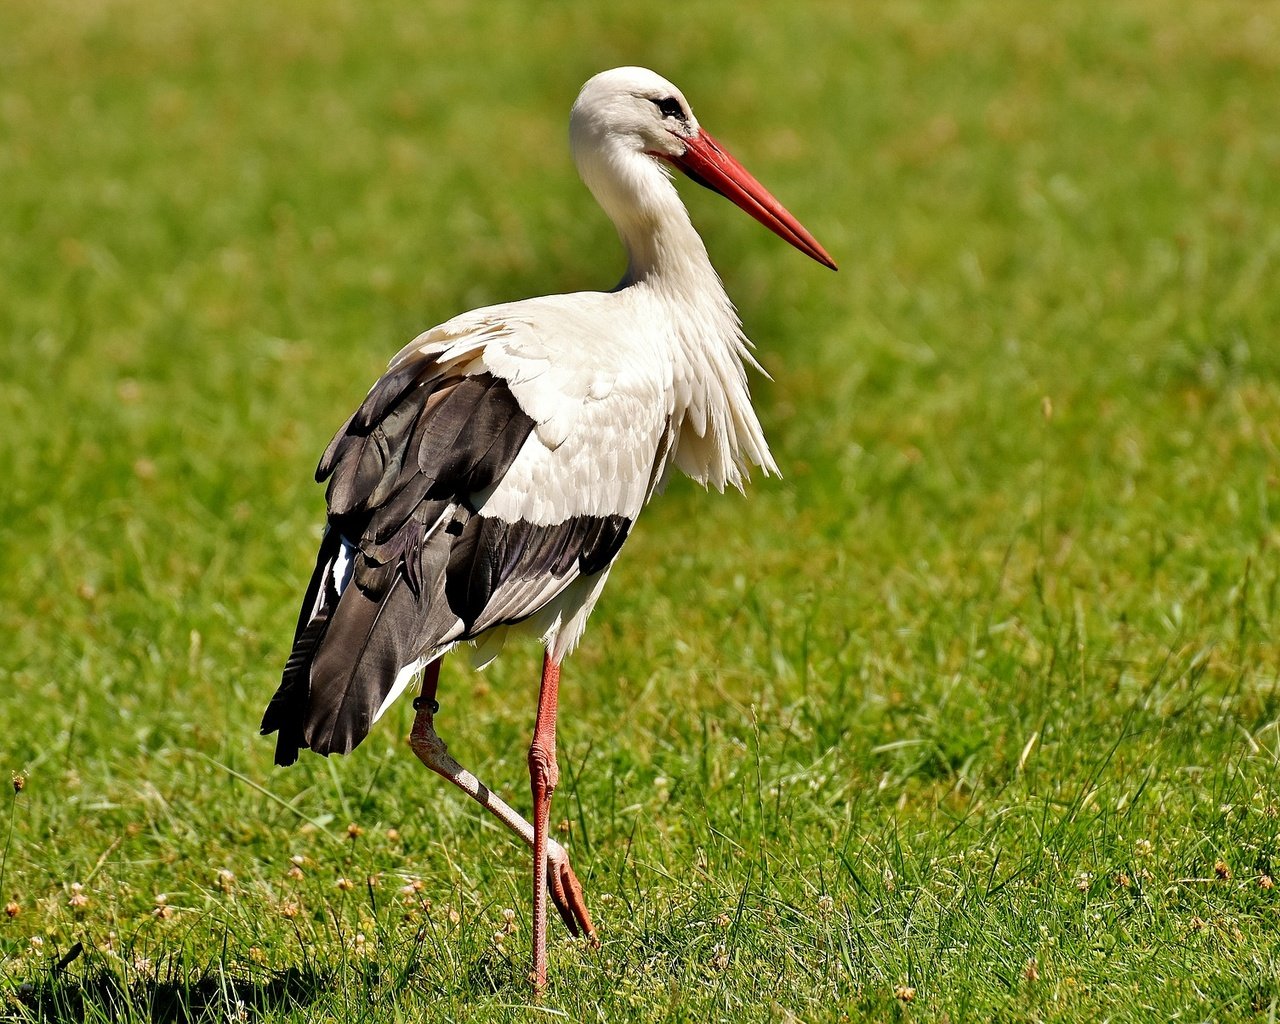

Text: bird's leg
xmin=406 ymin=656 xmax=596 ymax=946
xmin=528 ymin=650 xmax=561 ymax=992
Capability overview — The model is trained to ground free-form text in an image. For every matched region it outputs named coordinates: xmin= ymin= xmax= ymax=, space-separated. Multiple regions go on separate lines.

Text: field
xmin=2 ymin=0 xmax=1279 ymax=1020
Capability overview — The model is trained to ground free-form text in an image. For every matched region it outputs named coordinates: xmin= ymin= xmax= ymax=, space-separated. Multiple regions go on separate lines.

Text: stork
xmin=261 ymin=66 xmax=835 ymax=990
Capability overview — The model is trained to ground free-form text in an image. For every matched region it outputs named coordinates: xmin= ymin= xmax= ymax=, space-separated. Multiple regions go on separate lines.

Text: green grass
xmin=2 ymin=0 xmax=1279 ymax=1020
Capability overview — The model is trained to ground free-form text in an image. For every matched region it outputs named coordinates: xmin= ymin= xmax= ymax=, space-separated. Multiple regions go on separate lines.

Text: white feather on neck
xmin=578 ymin=141 xmax=778 ymax=492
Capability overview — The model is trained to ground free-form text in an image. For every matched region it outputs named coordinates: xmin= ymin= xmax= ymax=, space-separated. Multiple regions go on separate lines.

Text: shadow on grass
xmin=464 ymin=947 xmax=522 ymax=996
xmin=12 ymin=943 xmax=328 ymax=1023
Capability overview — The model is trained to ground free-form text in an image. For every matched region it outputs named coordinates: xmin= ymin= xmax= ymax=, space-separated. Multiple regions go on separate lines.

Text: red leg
xmin=415 ymin=657 xmax=442 ymax=713
xmin=407 ymin=656 xmax=596 ymax=944
xmin=529 ymin=651 xmax=561 ymax=992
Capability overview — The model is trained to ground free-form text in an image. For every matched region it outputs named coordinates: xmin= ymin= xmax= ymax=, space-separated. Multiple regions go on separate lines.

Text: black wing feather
xmin=263 ymin=353 xmax=637 ymax=764
xmin=260 ymin=528 xmax=344 ymax=765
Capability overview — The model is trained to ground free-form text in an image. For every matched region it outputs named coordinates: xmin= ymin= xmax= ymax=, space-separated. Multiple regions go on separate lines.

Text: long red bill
xmin=668 ymin=128 xmax=837 ymax=271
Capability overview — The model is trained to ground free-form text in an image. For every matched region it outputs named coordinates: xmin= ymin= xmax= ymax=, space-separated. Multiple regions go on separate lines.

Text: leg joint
xmin=409 ymin=720 xmax=449 ymax=767
xmin=528 ymin=742 xmax=559 ymax=792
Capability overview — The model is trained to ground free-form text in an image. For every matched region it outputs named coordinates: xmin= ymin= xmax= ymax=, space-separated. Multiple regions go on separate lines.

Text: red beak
xmin=667 ymin=128 xmax=837 ymax=271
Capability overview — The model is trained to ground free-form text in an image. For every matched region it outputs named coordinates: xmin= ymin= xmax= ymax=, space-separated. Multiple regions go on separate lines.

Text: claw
xmin=546 ymin=840 xmax=598 ymax=944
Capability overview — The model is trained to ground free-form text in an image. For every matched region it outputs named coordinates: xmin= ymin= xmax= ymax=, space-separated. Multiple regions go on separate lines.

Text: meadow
xmin=2 ymin=0 xmax=1279 ymax=1020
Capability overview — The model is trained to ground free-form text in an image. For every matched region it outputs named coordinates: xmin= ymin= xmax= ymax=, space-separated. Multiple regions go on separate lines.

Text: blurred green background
xmin=2 ymin=1 xmax=1278 ymax=1021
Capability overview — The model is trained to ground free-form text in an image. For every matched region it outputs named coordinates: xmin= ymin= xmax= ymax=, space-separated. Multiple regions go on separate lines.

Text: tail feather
xmin=263 ymin=614 xmax=332 ymax=765
xmin=301 ymin=568 xmax=420 ymax=756
xmin=262 ymin=519 xmax=461 ymax=764
xmin=261 ymin=529 xmax=346 ymax=765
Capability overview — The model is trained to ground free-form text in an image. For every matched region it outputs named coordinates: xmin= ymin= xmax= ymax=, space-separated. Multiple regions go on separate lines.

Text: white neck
xmin=577 ymin=148 xmax=778 ymax=490
xmin=576 ymin=147 xmax=711 ymax=284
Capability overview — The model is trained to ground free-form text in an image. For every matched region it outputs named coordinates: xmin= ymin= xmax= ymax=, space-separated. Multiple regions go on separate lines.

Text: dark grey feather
xmin=261 ymin=528 xmax=343 ymax=765
xmin=442 ymin=512 xmax=632 ymax=635
xmin=263 ymin=360 xmax=543 ymax=762
xmin=264 ymin=354 xmax=638 ymax=764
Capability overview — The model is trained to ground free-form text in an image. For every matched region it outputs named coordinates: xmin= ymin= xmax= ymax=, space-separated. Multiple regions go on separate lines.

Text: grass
xmin=2 ymin=0 xmax=1279 ymax=1019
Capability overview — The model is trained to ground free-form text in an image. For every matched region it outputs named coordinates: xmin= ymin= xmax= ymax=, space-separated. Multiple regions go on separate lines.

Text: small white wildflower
xmin=152 ymin=893 xmax=175 ymax=920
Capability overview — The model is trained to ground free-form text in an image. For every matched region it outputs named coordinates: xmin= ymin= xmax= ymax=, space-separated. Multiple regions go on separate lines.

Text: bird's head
xmin=570 ymin=67 xmax=701 ymax=161
xmin=570 ymin=67 xmax=837 ymax=271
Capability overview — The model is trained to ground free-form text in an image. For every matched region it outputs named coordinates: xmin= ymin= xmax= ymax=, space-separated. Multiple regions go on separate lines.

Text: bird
xmin=261 ymin=66 xmax=835 ymax=991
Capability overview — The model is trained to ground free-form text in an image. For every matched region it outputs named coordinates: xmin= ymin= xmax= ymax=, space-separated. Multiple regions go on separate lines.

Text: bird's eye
xmin=652 ymin=97 xmax=686 ymax=121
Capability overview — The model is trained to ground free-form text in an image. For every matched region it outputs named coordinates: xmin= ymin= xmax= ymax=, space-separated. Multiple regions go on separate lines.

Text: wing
xmin=262 ymin=311 xmax=668 ymax=765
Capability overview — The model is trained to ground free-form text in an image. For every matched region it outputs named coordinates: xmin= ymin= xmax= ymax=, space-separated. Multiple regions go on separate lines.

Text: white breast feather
xmin=386 ymin=283 xmax=775 ymax=516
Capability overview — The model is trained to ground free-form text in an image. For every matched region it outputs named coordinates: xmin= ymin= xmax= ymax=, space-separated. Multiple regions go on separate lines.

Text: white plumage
xmin=262 ymin=66 xmax=835 ymax=991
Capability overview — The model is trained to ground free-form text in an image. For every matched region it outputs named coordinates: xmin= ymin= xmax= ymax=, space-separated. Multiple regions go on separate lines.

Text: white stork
xmin=261 ymin=66 xmax=835 ymax=990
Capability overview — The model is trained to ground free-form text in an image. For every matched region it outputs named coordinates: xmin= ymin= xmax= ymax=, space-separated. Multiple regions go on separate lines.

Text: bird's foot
xmin=546 ymin=839 xmax=598 ymax=945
